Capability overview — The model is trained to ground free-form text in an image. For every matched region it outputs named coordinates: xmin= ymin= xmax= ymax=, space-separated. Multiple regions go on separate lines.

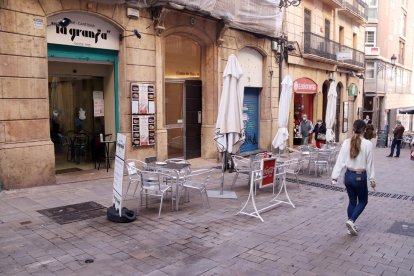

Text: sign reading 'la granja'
xmin=47 ymin=12 xmax=120 ymax=50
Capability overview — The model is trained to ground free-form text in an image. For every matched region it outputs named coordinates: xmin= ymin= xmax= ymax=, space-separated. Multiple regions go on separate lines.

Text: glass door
xmin=165 ymin=81 xmax=184 ymax=158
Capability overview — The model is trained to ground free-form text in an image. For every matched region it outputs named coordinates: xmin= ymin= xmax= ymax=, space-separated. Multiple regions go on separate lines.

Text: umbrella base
xmin=207 ymin=190 xmax=237 ymax=199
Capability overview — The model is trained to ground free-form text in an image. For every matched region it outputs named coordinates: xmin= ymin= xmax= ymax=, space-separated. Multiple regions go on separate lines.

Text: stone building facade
xmin=0 ymin=0 xmax=280 ymax=189
xmin=364 ymin=0 xmax=414 ymax=133
xmin=283 ymin=0 xmax=366 ymax=145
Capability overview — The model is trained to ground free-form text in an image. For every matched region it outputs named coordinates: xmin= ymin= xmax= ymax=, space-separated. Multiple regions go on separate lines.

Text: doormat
xmin=37 ymin=201 xmax=106 ymax=225
xmin=387 ymin=221 xmax=414 ymax=237
xmin=55 ymin=168 xmax=82 ymax=174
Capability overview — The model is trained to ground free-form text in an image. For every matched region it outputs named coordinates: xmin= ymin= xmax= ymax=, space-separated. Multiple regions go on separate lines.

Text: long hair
xmin=364 ymin=124 xmax=376 ymax=140
xmin=350 ymin=119 xmax=366 ymax=159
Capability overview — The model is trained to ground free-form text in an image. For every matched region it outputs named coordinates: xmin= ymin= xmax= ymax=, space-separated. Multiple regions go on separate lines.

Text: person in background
xmin=299 ymin=114 xmax=313 ymax=145
xmin=332 ymin=119 xmax=376 ymax=236
xmin=313 ymin=119 xmax=327 ymax=148
xmin=387 ymin=120 xmax=405 ymax=158
xmin=363 ymin=115 xmax=372 ymax=125
xmin=364 ymin=123 xmax=376 ymax=141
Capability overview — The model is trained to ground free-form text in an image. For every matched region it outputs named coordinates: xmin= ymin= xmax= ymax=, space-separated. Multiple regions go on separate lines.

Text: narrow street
xmin=0 ymin=147 xmax=413 ymax=276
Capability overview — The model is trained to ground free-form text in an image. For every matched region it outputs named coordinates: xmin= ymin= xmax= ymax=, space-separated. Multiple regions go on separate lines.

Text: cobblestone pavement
xmin=0 ymin=147 xmax=413 ymax=276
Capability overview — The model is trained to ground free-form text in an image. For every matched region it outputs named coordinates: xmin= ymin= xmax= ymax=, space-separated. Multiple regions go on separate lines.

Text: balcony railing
xmin=303 ymin=32 xmax=365 ymax=68
xmin=339 ymin=45 xmax=365 ymax=68
xmin=343 ymin=0 xmax=368 ymax=20
xmin=303 ymin=32 xmax=339 ymax=61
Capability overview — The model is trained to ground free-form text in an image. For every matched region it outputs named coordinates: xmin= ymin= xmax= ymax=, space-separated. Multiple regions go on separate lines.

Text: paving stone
xmin=0 ymin=147 xmax=413 ymax=275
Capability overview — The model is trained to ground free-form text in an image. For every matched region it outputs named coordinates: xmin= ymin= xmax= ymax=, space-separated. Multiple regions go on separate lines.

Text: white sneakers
xmin=346 ymin=220 xmax=359 ymax=236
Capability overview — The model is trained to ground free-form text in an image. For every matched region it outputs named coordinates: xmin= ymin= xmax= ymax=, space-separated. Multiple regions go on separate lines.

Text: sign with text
xmin=293 ymin=78 xmax=318 ymax=94
xmin=259 ymin=158 xmax=276 ymax=188
xmin=113 ymin=134 xmax=126 ymax=216
xmin=93 ymin=91 xmax=104 ymax=117
xmin=336 ymin=51 xmax=353 ymax=61
xmin=47 ymin=12 xmax=120 ymax=50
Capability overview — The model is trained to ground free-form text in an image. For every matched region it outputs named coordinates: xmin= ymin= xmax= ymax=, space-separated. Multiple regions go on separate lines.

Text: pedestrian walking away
xmin=331 ymin=119 xmax=376 ymax=236
xmin=387 ymin=120 xmax=405 ymax=158
xmin=299 ymin=114 xmax=313 ymax=145
xmin=313 ymin=119 xmax=326 ymax=148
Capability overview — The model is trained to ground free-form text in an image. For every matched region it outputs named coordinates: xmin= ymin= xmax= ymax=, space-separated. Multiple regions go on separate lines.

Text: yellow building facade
xmin=0 ymin=1 xmax=281 ymax=189
xmin=283 ymin=0 xmax=366 ymax=146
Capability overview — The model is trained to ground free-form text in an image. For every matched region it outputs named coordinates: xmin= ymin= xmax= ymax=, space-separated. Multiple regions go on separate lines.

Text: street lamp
xmin=391 ymin=54 xmax=397 ymax=67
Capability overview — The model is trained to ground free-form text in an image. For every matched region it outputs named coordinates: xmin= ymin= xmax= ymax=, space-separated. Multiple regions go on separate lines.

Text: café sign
xmin=47 ymin=12 xmax=120 ymax=50
xmin=293 ymin=78 xmax=318 ymax=94
xmin=348 ymin=83 xmax=358 ymax=96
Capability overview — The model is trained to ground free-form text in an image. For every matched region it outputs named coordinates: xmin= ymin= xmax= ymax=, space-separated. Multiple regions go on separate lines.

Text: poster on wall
xmin=93 ymin=91 xmax=104 ymax=117
xmin=132 ymin=115 xmax=155 ymax=147
xmin=131 ymin=82 xmax=155 ymax=115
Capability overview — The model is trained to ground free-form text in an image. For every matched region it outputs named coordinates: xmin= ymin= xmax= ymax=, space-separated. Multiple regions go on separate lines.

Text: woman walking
xmin=331 ymin=119 xmax=376 ymax=235
xmin=313 ymin=119 xmax=327 ymax=148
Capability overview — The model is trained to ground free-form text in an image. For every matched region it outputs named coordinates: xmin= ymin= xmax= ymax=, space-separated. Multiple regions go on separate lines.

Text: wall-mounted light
xmin=58 ymin=17 xmax=72 ymax=27
xmin=119 ymin=29 xmax=141 ymax=41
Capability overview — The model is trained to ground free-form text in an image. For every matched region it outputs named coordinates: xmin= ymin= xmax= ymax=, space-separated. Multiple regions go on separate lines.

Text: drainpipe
xmin=269 ymin=58 xmax=274 ymax=151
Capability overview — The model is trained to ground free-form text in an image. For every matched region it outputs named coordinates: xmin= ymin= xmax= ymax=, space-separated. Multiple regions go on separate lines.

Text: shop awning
xmin=398 ymin=107 xmax=414 ymax=114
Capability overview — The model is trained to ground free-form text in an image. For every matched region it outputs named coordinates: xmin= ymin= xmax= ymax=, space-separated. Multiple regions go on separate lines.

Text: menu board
xmin=131 ymin=82 xmax=155 ymax=115
xmin=132 ymin=115 xmax=155 ymax=147
xmin=131 ymin=82 xmax=156 ymax=147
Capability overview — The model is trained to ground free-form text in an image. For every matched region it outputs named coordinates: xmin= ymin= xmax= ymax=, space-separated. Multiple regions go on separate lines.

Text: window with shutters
xmin=324 ymin=19 xmax=330 ymax=39
xmin=365 ymin=27 xmax=376 ymax=47
xmin=399 ymin=40 xmax=405 ymax=65
xmin=304 ymin=9 xmax=311 ymax=33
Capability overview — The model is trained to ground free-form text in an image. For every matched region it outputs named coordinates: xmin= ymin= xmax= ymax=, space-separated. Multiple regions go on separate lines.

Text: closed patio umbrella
xmin=325 ymin=81 xmax=337 ymax=142
xmin=272 ymin=75 xmax=293 ymax=151
xmin=212 ymin=54 xmax=245 ymax=198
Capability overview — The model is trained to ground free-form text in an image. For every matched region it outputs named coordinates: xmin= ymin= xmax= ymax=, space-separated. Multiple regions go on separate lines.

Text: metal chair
xmin=306 ymin=147 xmax=319 ymax=174
xmin=182 ymin=168 xmax=214 ymax=208
xmin=74 ymin=133 xmax=89 ymax=164
xmin=310 ymin=149 xmax=332 ymax=176
xmin=230 ymin=155 xmax=253 ymax=189
xmin=140 ymin=169 xmax=174 ymax=218
xmin=284 ymin=159 xmax=304 ymax=189
xmin=124 ymin=159 xmax=148 ymax=199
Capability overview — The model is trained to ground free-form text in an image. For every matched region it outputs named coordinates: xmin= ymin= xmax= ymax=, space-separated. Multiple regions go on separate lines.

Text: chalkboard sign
xmin=376 ymin=130 xmax=388 ymax=148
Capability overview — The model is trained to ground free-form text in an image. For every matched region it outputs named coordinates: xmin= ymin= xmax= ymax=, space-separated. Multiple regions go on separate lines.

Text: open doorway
xmin=48 ymin=60 xmax=115 ymax=173
xmin=164 ymin=35 xmax=202 ymax=159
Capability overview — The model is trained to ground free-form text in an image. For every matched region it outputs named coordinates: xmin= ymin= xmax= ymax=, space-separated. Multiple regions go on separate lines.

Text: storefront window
xmin=165 ymin=35 xmax=201 ymax=79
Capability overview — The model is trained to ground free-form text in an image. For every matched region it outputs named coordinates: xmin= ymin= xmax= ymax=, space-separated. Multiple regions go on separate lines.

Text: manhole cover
xmin=387 ymin=221 xmax=414 ymax=237
xmin=38 ymin=201 xmax=106 ymax=225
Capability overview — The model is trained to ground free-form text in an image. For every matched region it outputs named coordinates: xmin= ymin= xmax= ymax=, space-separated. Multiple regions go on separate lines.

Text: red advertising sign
xmin=260 ymin=158 xmax=276 ymax=188
xmin=293 ymin=77 xmax=318 ymax=94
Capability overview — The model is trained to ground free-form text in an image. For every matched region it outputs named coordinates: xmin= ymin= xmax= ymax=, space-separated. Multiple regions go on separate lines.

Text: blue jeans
xmin=344 ymin=170 xmax=368 ymax=222
xmin=390 ymin=138 xmax=402 ymax=157
xmin=301 ymin=136 xmax=309 ymax=145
